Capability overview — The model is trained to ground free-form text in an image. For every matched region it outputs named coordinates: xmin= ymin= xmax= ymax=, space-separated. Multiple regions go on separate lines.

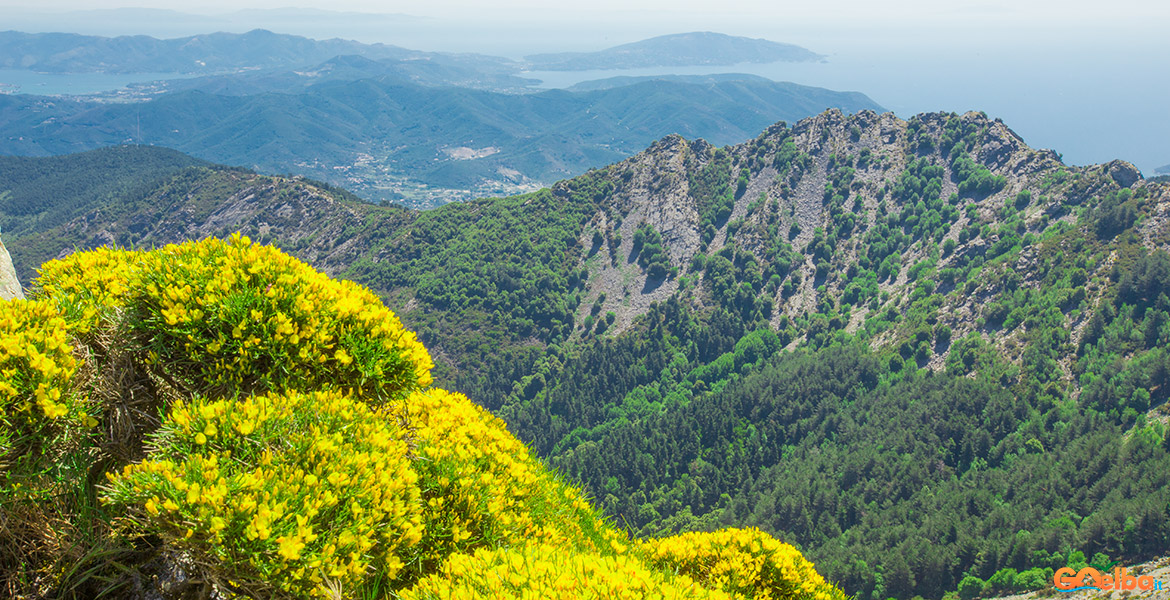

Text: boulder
xmin=1107 ymin=160 xmax=1141 ymax=188
xmin=0 ymin=235 xmax=24 ymax=300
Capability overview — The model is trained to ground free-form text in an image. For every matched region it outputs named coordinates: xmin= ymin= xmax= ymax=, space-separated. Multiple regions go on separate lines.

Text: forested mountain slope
xmin=0 ymin=145 xmax=397 ymax=284
xmin=5 ymin=108 xmax=1170 ymax=599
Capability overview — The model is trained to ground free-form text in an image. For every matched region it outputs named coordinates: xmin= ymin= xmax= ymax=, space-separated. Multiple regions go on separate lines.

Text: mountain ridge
xmin=5 ymin=109 xmax=1164 ymax=369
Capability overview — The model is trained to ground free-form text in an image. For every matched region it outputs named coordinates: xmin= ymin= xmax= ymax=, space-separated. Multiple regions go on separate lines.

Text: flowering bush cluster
xmin=104 ymin=390 xmax=422 ymax=597
xmin=407 ymin=388 xmax=618 ymax=568
xmin=101 ymin=385 xmax=624 ymax=598
xmin=0 ymin=299 xmax=80 ymax=423
xmin=640 ymin=528 xmax=848 ymax=600
xmin=0 ymin=298 xmax=95 ymax=482
xmin=34 ymin=246 xmax=135 ymax=334
xmin=35 ymin=234 xmax=432 ymax=401
xmin=2 ymin=236 xmax=846 ymax=600
xmin=400 ymin=543 xmax=733 ymax=600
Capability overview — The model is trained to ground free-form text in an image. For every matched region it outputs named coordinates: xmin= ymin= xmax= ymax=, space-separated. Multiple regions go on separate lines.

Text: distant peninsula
xmin=523 ymin=31 xmax=822 ymax=71
xmin=564 ymin=73 xmax=773 ymax=92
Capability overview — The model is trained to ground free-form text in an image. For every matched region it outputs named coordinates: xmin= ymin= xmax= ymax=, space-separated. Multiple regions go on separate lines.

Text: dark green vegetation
xmin=0 ymin=145 xmax=210 ymax=238
xmin=5 ymin=108 xmax=1170 ymax=600
xmin=525 ymin=31 xmax=822 ymax=71
xmin=531 ymin=323 xmax=1170 ymax=599
xmin=348 ymin=173 xmax=615 ymax=399
xmin=0 ymin=77 xmax=881 ymax=207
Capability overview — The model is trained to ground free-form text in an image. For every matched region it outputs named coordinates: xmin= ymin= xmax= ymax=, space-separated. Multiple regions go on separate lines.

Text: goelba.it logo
xmin=1054 ymin=566 xmax=1165 ymax=593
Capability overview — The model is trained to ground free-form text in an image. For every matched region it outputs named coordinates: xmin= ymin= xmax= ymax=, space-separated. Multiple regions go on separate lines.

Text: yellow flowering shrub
xmin=406 ymin=388 xmax=625 ymax=570
xmin=0 ymin=299 xmax=79 ymax=423
xmin=104 ymin=390 xmax=423 ymax=598
xmin=400 ymin=543 xmax=733 ymax=600
xmin=0 ymin=298 xmax=94 ymax=468
xmin=34 ymin=246 xmax=136 ymax=334
xmin=639 ymin=528 xmax=848 ymax=600
xmin=0 ymin=299 xmax=102 ymax=596
xmin=33 ymin=234 xmax=433 ymax=402
xmin=129 ymin=234 xmax=432 ymax=400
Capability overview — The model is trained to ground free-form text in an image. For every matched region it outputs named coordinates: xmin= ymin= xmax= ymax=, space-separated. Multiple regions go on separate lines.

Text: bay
xmin=0 ymin=69 xmax=192 ymax=97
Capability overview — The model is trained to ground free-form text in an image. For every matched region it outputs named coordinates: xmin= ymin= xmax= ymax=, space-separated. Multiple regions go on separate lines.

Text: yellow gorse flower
xmin=107 ymin=390 xmax=422 ymax=598
xmin=406 ymin=388 xmax=620 ymax=568
xmin=0 ymin=298 xmax=88 ymax=445
xmin=34 ymin=246 xmax=136 ymax=334
xmin=401 ymin=543 xmax=734 ymax=600
xmin=33 ymin=234 xmax=433 ymax=401
xmin=639 ymin=528 xmax=849 ymax=600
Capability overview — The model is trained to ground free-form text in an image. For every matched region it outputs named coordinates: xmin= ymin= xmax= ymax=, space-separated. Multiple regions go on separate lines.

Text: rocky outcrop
xmin=0 ymin=235 xmax=23 ymax=300
xmin=552 ymin=108 xmax=1169 ymax=382
xmin=1107 ymin=159 xmax=1142 ymax=188
xmin=5 ymin=172 xmax=412 ymax=283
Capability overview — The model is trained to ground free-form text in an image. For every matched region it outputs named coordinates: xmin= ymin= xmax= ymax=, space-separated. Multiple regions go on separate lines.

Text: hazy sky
xmin=2 ymin=1 xmax=1166 ymax=52
xmin=0 ymin=0 xmax=1156 ymax=15
xmin=3 ymin=0 xmax=1166 ymax=27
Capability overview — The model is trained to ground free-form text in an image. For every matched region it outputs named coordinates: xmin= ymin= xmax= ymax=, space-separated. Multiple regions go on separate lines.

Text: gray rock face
xmin=1107 ymin=160 xmax=1141 ymax=188
xmin=0 ymin=236 xmax=24 ymax=300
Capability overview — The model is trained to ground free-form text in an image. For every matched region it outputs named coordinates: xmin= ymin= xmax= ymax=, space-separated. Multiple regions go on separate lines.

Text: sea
xmin=0 ymin=69 xmax=194 ymax=97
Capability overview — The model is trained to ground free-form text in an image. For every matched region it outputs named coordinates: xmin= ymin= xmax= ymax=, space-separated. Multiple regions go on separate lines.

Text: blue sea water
xmin=0 ymin=69 xmax=189 ymax=97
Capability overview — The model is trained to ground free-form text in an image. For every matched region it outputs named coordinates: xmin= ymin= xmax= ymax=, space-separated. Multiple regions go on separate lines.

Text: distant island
xmin=524 ymin=31 xmax=822 ymax=71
